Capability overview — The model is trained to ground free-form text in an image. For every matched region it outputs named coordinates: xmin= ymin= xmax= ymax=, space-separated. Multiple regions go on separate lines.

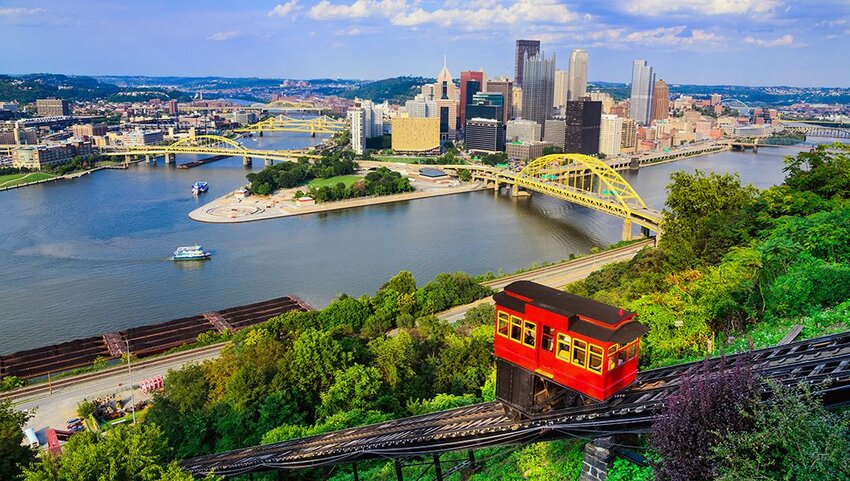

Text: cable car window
xmin=522 ymin=321 xmax=536 ymax=347
xmin=556 ymin=333 xmax=571 ymax=361
xmin=572 ymin=339 xmax=587 ymax=367
xmin=607 ymin=345 xmax=618 ymax=371
xmin=541 ymin=326 xmax=554 ymax=352
xmin=510 ymin=316 xmax=522 ymax=342
xmin=588 ymin=344 xmax=603 ymax=374
xmin=497 ymin=312 xmax=509 ymax=337
xmin=617 ymin=348 xmax=628 ymax=366
xmin=627 ymin=342 xmax=637 ymax=360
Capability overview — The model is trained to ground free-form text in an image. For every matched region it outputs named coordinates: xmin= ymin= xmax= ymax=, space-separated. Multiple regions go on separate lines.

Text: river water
xmin=0 ymin=138 xmax=820 ymax=353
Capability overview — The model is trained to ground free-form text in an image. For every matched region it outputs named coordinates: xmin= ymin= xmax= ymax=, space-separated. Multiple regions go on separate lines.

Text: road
xmin=9 ymin=346 xmax=223 ymax=444
xmin=7 ymin=237 xmax=654 ymax=443
xmin=438 ymin=238 xmax=654 ymax=322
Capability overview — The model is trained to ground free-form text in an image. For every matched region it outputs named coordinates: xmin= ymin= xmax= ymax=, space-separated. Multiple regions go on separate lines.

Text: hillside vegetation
xmin=340 ymin=76 xmax=434 ymax=103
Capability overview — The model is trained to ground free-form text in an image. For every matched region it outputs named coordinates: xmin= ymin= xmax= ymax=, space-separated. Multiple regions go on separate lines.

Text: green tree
xmin=713 ymin=384 xmax=850 ymax=481
xmin=318 ymin=294 xmax=371 ymax=332
xmin=783 ymin=142 xmax=850 ymax=199
xmin=158 ymin=364 xmax=209 ymax=413
xmin=660 ymin=170 xmax=758 ymax=268
xmin=0 ymin=399 xmax=34 ymax=481
xmin=19 ymin=423 xmax=215 ymax=481
xmin=76 ymin=401 xmax=96 ymax=420
xmin=288 ymin=329 xmax=350 ymax=398
xmin=318 ymin=364 xmax=392 ymax=419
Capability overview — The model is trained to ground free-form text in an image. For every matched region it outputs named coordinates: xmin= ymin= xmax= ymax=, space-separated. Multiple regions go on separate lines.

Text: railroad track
xmin=183 ymin=331 xmax=850 ymax=477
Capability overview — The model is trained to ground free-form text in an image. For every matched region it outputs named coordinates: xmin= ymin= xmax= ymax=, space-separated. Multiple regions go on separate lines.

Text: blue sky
xmin=1 ymin=0 xmax=849 ymax=86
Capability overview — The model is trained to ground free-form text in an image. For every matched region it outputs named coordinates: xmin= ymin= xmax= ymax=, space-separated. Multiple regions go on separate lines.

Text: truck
xmin=23 ymin=428 xmax=39 ymax=448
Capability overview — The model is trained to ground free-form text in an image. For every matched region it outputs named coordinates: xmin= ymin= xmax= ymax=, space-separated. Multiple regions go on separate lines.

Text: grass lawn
xmin=0 ymin=172 xmax=55 ymax=188
xmin=307 ymin=174 xmax=362 ymax=189
xmin=372 ymin=155 xmax=437 ymax=164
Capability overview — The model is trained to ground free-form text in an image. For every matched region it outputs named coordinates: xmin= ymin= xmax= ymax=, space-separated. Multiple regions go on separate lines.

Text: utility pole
xmin=126 ymin=338 xmax=136 ymax=424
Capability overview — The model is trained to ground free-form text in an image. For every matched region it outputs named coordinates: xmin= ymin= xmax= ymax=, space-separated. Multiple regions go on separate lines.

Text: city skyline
xmin=1 ymin=0 xmax=850 ymax=87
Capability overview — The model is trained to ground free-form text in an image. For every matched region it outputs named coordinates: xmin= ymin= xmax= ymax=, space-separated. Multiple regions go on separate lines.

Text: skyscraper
xmin=514 ymin=39 xmax=540 ymax=88
xmin=567 ymin=49 xmax=588 ymax=101
xmin=651 ymin=79 xmax=670 ymax=122
xmin=521 ymin=51 xmax=556 ymax=136
xmin=486 ymin=78 xmax=513 ymax=121
xmin=599 ymin=114 xmax=623 ymax=157
xmin=347 ymin=106 xmax=366 ymax=155
xmin=564 ymin=100 xmax=601 ymax=155
xmin=553 ymin=70 xmax=568 ymax=110
xmin=434 ymin=57 xmax=458 ymax=138
xmin=630 ymin=60 xmax=655 ymax=125
xmin=460 ymin=70 xmax=485 ymax=127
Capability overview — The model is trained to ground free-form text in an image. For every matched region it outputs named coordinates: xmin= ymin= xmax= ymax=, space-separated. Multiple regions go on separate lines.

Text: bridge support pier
xmin=124 ymin=154 xmax=132 ymax=164
xmin=165 ymin=153 xmax=174 ymax=165
xmin=265 ymin=158 xmax=274 ymax=167
xmin=145 ymin=155 xmax=151 ymax=164
xmin=258 ymin=131 xmax=263 ymax=137
xmin=621 ymin=219 xmax=633 ymax=241
xmin=243 ymin=156 xmax=252 ymax=167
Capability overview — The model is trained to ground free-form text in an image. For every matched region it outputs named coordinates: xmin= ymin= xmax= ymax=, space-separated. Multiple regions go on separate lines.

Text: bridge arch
xmin=517 ymin=154 xmax=650 ymax=213
xmin=165 ymin=135 xmax=247 ymax=153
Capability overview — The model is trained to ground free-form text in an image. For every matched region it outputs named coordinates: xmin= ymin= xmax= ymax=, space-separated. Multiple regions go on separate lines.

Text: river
xmin=0 ymin=137 xmax=825 ymax=353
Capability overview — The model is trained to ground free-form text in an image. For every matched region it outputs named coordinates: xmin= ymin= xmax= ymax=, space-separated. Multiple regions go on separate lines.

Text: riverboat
xmin=172 ymin=245 xmax=211 ymax=261
xmin=192 ymin=182 xmax=209 ymax=195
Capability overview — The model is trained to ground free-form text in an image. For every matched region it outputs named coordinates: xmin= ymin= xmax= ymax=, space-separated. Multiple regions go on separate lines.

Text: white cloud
xmin=0 ymin=7 xmax=45 ymax=16
xmin=206 ymin=31 xmax=239 ymax=41
xmin=308 ymin=0 xmax=576 ymax=30
xmin=623 ymin=0 xmax=781 ymax=16
xmin=743 ymin=33 xmax=795 ymax=47
xmin=268 ymin=0 xmax=300 ymax=18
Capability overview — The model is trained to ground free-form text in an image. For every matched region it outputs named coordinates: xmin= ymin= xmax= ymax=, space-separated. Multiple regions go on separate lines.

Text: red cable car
xmin=493 ymin=281 xmax=648 ymax=418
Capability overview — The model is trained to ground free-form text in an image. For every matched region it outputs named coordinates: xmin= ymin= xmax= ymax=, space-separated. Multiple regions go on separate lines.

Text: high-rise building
xmin=554 ymin=70 xmax=568 ymax=110
xmin=72 ymin=123 xmax=107 ymax=139
xmin=564 ymin=100 xmax=602 ymax=155
xmin=465 ymin=118 xmax=505 ymax=153
xmin=651 ymin=79 xmax=670 ymax=122
xmin=710 ymin=93 xmax=722 ymax=106
xmin=514 ymin=39 xmax=540 ymax=88
xmin=36 ymin=98 xmax=70 ymax=117
xmin=599 ymin=114 xmax=623 ymax=157
xmin=348 ymin=106 xmax=366 ymax=154
xmin=391 ymin=117 xmax=440 ymax=153
xmin=466 ymin=92 xmax=504 ymax=122
xmin=168 ymin=99 xmax=179 ymax=116
xmin=434 ymin=58 xmax=458 ymax=138
xmin=511 ymin=86 xmax=523 ymax=118
xmin=589 ymin=92 xmax=614 ymax=114
xmin=621 ymin=118 xmax=637 ymax=152
xmin=630 ymin=60 xmax=655 ymax=125
xmin=521 ymin=51 xmax=556 ymax=136
xmin=123 ymin=130 xmax=163 ymax=146
xmin=506 ymin=119 xmax=541 ymax=143
xmin=567 ymin=49 xmax=588 ymax=101
xmin=543 ymin=119 xmax=566 ymax=150
xmin=486 ymin=78 xmax=513 ymax=122
xmin=460 ymin=70 xmax=485 ymax=127
xmin=405 ymin=95 xmax=437 ymax=118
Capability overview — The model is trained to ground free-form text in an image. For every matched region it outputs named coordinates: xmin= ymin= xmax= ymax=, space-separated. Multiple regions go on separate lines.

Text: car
xmin=66 ymin=418 xmax=82 ymax=428
xmin=69 ymin=424 xmax=85 ymax=432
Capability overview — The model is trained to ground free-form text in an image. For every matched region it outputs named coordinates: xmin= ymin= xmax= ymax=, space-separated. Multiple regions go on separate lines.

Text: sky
xmin=1 ymin=0 xmax=850 ymax=87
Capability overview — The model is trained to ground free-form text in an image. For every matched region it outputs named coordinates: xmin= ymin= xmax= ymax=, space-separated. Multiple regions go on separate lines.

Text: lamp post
xmin=125 ymin=338 xmax=136 ymax=424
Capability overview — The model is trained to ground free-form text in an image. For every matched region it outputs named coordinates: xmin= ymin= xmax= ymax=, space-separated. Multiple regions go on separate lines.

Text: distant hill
xmin=0 ymin=74 xmax=190 ymax=104
xmin=340 ymin=76 xmax=434 ymax=104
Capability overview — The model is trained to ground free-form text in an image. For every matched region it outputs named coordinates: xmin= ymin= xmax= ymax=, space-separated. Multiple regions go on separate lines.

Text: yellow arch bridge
xmin=235 ymin=115 xmax=347 ymax=136
xmin=104 ymin=135 xmax=321 ymax=167
xmin=440 ymin=154 xmax=663 ymax=240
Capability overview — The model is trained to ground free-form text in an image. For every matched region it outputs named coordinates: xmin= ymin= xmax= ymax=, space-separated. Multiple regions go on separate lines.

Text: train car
xmin=493 ymin=281 xmax=648 ymax=418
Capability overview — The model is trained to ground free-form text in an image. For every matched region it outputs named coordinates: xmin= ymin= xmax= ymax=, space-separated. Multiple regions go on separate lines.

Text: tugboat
xmin=192 ymin=181 xmax=209 ymax=195
xmin=172 ymin=245 xmax=212 ymax=261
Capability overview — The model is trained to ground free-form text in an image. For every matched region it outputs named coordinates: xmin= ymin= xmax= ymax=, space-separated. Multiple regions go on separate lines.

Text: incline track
xmin=183 ymin=331 xmax=850 ymax=477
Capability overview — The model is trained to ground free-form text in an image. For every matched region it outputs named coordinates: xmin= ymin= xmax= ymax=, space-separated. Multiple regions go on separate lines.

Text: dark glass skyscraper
xmin=520 ymin=51 xmax=555 ymax=136
xmin=514 ymin=39 xmax=540 ymax=88
xmin=564 ymin=100 xmax=602 ymax=155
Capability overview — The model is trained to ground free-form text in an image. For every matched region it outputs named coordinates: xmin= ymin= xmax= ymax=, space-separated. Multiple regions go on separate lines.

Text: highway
xmin=6 ymin=237 xmax=654 ymax=443
xmin=8 ymin=345 xmax=224 ymax=443
xmin=438 ymin=238 xmax=655 ymax=322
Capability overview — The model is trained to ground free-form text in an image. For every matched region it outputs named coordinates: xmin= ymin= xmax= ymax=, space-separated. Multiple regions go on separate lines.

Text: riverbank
xmin=0 ymin=162 xmax=136 ymax=192
xmin=189 ymin=180 xmax=488 ymax=223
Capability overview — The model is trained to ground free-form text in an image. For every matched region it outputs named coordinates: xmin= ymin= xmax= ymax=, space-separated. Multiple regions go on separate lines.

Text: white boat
xmin=192 ymin=181 xmax=208 ymax=195
xmin=172 ymin=245 xmax=211 ymax=261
